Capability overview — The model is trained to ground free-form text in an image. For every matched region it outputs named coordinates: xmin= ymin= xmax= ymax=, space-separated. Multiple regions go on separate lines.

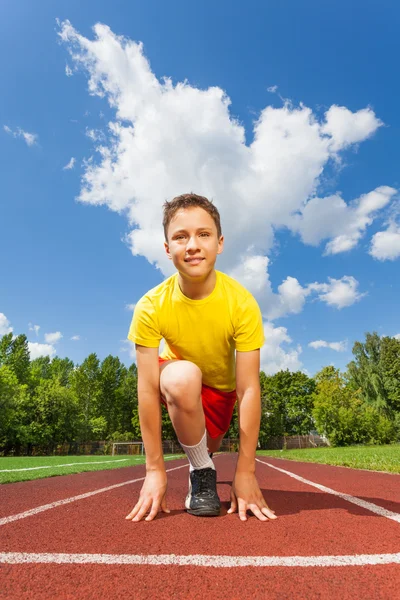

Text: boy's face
xmin=164 ymin=207 xmax=224 ymax=278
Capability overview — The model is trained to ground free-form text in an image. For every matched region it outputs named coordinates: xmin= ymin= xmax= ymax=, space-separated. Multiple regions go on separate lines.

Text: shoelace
xmin=192 ymin=468 xmax=216 ymax=497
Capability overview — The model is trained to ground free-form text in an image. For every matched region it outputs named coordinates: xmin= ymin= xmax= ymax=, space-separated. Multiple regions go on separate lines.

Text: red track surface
xmin=1 ymin=454 xmax=399 ymax=599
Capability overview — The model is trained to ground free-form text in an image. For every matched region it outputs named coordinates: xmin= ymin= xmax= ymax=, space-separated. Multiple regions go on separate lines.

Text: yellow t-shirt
xmin=128 ymin=270 xmax=265 ymax=392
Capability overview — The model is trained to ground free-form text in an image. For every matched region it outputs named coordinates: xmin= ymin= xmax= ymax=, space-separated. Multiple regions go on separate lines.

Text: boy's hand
xmin=228 ymin=471 xmax=277 ymax=522
xmin=125 ymin=469 xmax=170 ymax=522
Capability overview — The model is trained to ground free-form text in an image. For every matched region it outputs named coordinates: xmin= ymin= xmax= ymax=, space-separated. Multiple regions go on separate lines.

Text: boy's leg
xmin=160 ymin=360 xmax=206 ymax=447
xmin=207 ymin=432 xmax=224 ymax=454
xmin=160 ymin=360 xmax=220 ymax=516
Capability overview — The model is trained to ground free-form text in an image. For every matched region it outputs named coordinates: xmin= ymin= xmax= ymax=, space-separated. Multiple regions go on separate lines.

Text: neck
xmin=178 ymin=269 xmax=217 ymax=300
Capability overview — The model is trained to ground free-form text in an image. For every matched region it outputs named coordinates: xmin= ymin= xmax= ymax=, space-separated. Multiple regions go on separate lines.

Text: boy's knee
xmin=161 ymin=361 xmax=202 ymax=407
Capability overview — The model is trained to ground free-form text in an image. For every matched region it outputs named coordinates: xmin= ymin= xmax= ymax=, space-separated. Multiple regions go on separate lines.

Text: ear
xmin=217 ymin=235 xmax=224 ymax=255
xmin=164 ymin=241 xmax=172 ymax=260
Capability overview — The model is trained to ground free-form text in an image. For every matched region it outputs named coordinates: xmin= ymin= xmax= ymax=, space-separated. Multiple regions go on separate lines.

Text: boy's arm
xmin=126 ymin=345 xmax=170 ymax=522
xmin=228 ymin=349 xmax=277 ymax=522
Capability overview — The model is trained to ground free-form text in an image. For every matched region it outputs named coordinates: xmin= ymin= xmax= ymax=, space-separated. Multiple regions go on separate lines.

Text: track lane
xmin=259 ymin=456 xmax=400 ymax=513
xmin=1 ymin=454 xmax=400 ymax=599
xmin=1 ymin=562 xmax=400 ymax=599
xmin=1 ymin=455 xmax=399 ymax=557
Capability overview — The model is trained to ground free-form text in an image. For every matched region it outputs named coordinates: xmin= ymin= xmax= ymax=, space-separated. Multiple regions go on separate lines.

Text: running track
xmin=0 ymin=454 xmax=399 ymax=599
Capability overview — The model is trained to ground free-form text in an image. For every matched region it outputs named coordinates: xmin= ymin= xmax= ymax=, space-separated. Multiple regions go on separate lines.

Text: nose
xmin=185 ymin=235 xmax=199 ymax=253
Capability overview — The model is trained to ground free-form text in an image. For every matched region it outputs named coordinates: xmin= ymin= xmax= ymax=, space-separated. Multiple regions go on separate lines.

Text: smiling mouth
xmin=185 ymin=258 xmax=204 ymax=264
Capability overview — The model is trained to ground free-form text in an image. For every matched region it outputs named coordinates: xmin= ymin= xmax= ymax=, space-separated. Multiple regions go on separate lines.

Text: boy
xmin=126 ymin=193 xmax=276 ymax=523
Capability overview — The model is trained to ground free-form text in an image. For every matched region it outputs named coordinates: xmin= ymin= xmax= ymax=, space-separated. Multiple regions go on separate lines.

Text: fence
xmin=2 ymin=434 xmax=328 ymax=457
xmin=261 ymin=434 xmax=329 ymax=450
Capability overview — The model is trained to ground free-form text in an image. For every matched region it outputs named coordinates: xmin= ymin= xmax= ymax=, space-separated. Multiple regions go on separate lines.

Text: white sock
xmin=179 ymin=430 xmax=215 ymax=472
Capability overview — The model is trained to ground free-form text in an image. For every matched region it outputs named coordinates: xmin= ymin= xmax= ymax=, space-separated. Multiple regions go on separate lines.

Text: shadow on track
xmin=216 ymin=481 xmax=400 ymax=518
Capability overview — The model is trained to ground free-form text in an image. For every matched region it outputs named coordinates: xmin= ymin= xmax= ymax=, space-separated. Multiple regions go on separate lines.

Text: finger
xmin=238 ymin=499 xmax=248 ymax=522
xmin=261 ymin=506 xmax=278 ymax=519
xmin=160 ymin=496 xmax=170 ymax=514
xmin=145 ymin=500 xmax=161 ymax=522
xmin=227 ymin=490 xmax=238 ymax=514
xmin=132 ymin=499 xmax=152 ymax=522
xmin=125 ymin=499 xmax=143 ymax=520
xmin=248 ymin=504 xmax=268 ymax=522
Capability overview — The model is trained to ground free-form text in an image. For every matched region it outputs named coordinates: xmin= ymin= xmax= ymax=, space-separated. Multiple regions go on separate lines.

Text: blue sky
xmin=1 ymin=0 xmax=399 ymax=375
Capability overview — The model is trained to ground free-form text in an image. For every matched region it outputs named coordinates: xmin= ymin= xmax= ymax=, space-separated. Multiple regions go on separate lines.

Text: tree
xmin=9 ymin=334 xmax=31 ymax=385
xmin=49 ymin=357 xmax=75 ymax=387
xmin=347 ymin=332 xmax=389 ymax=413
xmin=0 ymin=365 xmax=28 ymax=451
xmin=30 ymin=356 xmax=52 ymax=385
xmin=117 ymin=363 xmax=139 ymax=434
xmin=70 ymin=353 xmax=101 ymax=442
xmin=380 ymin=336 xmax=400 ymax=412
xmin=259 ymin=370 xmax=315 ymax=444
xmin=27 ymin=379 xmax=80 ymax=452
xmin=313 ymin=367 xmax=396 ymax=446
xmin=0 ymin=333 xmax=13 ymax=367
xmin=98 ymin=356 xmax=127 ymax=436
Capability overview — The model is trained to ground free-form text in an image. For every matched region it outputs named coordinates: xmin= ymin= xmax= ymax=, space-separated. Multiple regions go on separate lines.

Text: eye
xmin=200 ymin=232 xmax=210 ymax=237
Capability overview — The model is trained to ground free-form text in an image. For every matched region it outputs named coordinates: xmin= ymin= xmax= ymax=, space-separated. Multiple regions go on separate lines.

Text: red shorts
xmin=159 ymin=357 xmax=237 ymax=438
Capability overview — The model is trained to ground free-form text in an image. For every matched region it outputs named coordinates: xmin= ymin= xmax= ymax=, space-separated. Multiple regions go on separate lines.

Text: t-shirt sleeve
xmin=127 ymin=295 xmax=162 ymax=348
xmin=233 ymin=293 xmax=265 ymax=352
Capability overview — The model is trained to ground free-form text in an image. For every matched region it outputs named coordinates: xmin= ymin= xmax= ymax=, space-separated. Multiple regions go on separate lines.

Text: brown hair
xmin=163 ymin=193 xmax=222 ymax=241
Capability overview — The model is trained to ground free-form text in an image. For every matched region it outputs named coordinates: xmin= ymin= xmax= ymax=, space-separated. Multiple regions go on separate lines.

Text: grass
xmin=0 ymin=453 xmax=185 ymax=484
xmin=257 ymin=444 xmax=400 ymax=473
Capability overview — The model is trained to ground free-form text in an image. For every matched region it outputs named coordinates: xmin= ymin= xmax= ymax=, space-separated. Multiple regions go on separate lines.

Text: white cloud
xmin=267 ymin=85 xmax=278 ymax=93
xmin=28 ymin=323 xmax=40 ymax=336
xmin=44 ymin=331 xmax=63 ymax=344
xmin=260 ymin=322 xmax=302 ymax=374
xmin=63 ymin=157 xmax=76 ymax=170
xmin=229 ymin=256 xmax=364 ymax=317
xmin=321 ymin=105 xmax=383 ymax=151
xmin=290 ymin=186 xmax=396 ymax=255
xmin=229 ymin=255 xmax=309 ymax=320
xmin=369 ymin=223 xmax=400 ymax=261
xmin=86 ymin=128 xmax=105 ymax=142
xmin=70 ymin=335 xmax=80 ymax=341
xmin=65 ymin=64 xmax=73 ymax=77
xmin=308 ymin=276 xmax=365 ymax=309
xmin=0 ymin=313 xmax=13 ymax=336
xmin=125 ymin=303 xmax=136 ymax=311
xmin=394 ymin=334 xmax=400 ymax=340
xmin=4 ymin=125 xmax=38 ymax=146
xmin=309 ymin=340 xmax=347 ymax=352
xmin=28 ymin=342 xmax=56 ymax=360
xmin=59 ymin=21 xmax=387 ymax=316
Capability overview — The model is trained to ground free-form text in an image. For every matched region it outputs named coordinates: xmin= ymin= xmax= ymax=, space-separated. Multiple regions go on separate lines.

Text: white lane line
xmin=0 ymin=460 xmax=129 ymax=472
xmin=0 ymin=463 xmax=188 ymax=527
xmin=0 ymin=455 xmax=184 ymax=473
xmin=0 ymin=551 xmax=399 ymax=568
xmin=256 ymin=459 xmax=400 ymax=524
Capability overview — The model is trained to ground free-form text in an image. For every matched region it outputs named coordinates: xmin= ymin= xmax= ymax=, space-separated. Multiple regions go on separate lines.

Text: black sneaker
xmin=185 ymin=467 xmax=221 ymax=517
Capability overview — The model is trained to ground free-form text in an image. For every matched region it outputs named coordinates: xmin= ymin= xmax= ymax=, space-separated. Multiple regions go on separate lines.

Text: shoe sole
xmin=185 ymin=494 xmax=220 ymax=517
xmin=186 ymin=506 xmax=221 ymax=517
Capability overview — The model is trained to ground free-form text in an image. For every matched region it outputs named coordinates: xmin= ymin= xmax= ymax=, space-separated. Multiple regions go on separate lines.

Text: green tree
xmin=70 ymin=353 xmax=101 ymax=442
xmin=50 ymin=357 xmax=75 ymax=387
xmin=313 ymin=367 xmax=396 ymax=446
xmin=98 ymin=355 xmax=127 ymax=436
xmin=259 ymin=370 xmax=315 ymax=444
xmin=380 ymin=336 xmax=400 ymax=412
xmin=0 ymin=365 xmax=28 ymax=451
xmin=0 ymin=333 xmax=13 ymax=367
xmin=9 ymin=334 xmax=31 ymax=385
xmin=26 ymin=379 xmax=80 ymax=452
xmin=347 ymin=332 xmax=388 ymax=413
xmin=117 ymin=363 xmax=138 ymax=433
